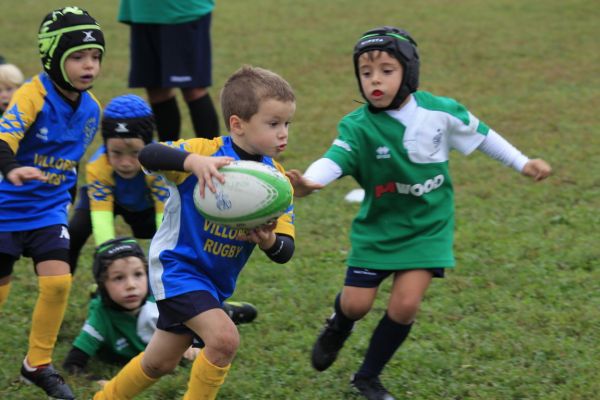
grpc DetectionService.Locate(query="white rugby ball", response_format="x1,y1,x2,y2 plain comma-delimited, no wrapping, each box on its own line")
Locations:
193,160,292,229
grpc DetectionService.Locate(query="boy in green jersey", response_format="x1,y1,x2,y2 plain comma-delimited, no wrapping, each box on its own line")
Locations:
63,237,256,376
287,26,551,400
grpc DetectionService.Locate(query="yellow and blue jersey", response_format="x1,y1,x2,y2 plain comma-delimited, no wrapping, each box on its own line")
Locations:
0,73,100,231
86,145,169,213
148,136,295,302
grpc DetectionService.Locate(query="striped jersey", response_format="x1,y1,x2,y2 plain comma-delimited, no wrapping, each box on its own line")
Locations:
325,91,489,269
0,73,100,231
86,145,169,213
147,136,295,302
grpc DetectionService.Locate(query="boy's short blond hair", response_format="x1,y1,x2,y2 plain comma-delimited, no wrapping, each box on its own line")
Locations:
0,64,25,87
220,65,295,131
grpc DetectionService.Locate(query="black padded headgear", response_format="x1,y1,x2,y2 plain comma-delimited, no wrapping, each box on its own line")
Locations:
38,6,105,92
353,26,419,113
93,237,147,311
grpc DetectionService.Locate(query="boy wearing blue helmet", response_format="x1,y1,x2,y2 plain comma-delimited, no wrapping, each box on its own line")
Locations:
68,94,167,274
0,7,104,399
287,26,551,399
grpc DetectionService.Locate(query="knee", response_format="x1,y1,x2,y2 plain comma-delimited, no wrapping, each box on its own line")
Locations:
205,328,240,360
182,87,208,101
388,298,421,324
341,300,372,320
40,275,72,298
141,356,177,378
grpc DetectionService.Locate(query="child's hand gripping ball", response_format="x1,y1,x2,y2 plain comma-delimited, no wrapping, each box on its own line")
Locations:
193,160,292,229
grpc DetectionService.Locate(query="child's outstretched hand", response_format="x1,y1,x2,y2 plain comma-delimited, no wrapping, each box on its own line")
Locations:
6,166,48,186
237,222,277,249
184,154,233,197
522,159,552,181
286,169,325,198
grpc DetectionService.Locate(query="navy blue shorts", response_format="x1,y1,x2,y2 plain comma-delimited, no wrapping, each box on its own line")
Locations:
0,225,71,278
128,13,213,88
344,266,445,288
156,290,221,335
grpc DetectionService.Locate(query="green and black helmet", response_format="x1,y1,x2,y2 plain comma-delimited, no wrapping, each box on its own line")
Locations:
353,26,419,112
38,6,105,92
93,237,147,310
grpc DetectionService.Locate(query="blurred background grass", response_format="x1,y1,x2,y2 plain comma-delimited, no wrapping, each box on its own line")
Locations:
0,0,599,399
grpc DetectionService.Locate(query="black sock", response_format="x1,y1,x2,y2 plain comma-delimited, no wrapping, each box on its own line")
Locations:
355,313,413,378
331,293,355,332
151,97,180,142
187,94,220,139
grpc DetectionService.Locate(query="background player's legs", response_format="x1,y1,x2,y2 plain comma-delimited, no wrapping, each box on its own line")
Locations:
182,87,219,139
147,88,180,142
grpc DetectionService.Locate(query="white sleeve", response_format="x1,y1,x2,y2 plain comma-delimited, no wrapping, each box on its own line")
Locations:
303,158,343,186
477,130,530,172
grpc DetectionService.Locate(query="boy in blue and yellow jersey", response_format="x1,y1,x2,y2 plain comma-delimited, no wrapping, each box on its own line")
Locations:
94,65,296,399
0,7,105,400
287,27,551,400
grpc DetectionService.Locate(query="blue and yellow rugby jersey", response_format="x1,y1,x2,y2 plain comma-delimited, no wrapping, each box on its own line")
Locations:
0,73,100,231
86,145,169,213
147,135,295,302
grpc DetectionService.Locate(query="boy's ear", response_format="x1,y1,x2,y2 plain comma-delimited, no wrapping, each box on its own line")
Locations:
229,115,245,136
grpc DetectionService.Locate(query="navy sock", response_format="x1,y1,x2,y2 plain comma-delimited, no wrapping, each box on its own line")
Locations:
331,293,355,332
151,97,180,142
356,313,413,378
187,94,219,139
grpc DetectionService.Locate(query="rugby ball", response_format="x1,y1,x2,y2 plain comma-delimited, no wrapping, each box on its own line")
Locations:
193,160,292,229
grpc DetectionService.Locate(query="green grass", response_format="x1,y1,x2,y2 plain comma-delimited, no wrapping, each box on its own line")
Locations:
1,0,599,399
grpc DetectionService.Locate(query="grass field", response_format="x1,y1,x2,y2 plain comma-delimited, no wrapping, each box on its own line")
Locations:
1,0,599,399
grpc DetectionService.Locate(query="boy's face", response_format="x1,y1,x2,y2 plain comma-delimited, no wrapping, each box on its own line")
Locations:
0,82,19,112
231,98,295,158
63,48,102,92
106,137,145,179
104,256,148,311
358,50,403,109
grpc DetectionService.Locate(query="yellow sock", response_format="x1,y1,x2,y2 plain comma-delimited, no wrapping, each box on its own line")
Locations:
27,274,72,366
183,350,231,400
94,353,158,400
0,282,10,309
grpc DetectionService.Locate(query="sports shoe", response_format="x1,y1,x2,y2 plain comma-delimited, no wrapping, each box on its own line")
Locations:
20,363,75,400
351,374,396,400
223,301,258,325
311,315,353,371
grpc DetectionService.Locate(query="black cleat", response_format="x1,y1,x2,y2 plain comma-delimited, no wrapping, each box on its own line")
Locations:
223,301,258,325
311,315,352,371
20,363,75,400
351,374,396,400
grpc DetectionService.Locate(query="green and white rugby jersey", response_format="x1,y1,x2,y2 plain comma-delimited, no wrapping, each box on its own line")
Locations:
324,91,489,270
73,297,158,362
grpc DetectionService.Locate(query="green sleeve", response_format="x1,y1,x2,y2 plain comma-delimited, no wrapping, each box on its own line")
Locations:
72,300,105,357
91,210,115,244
